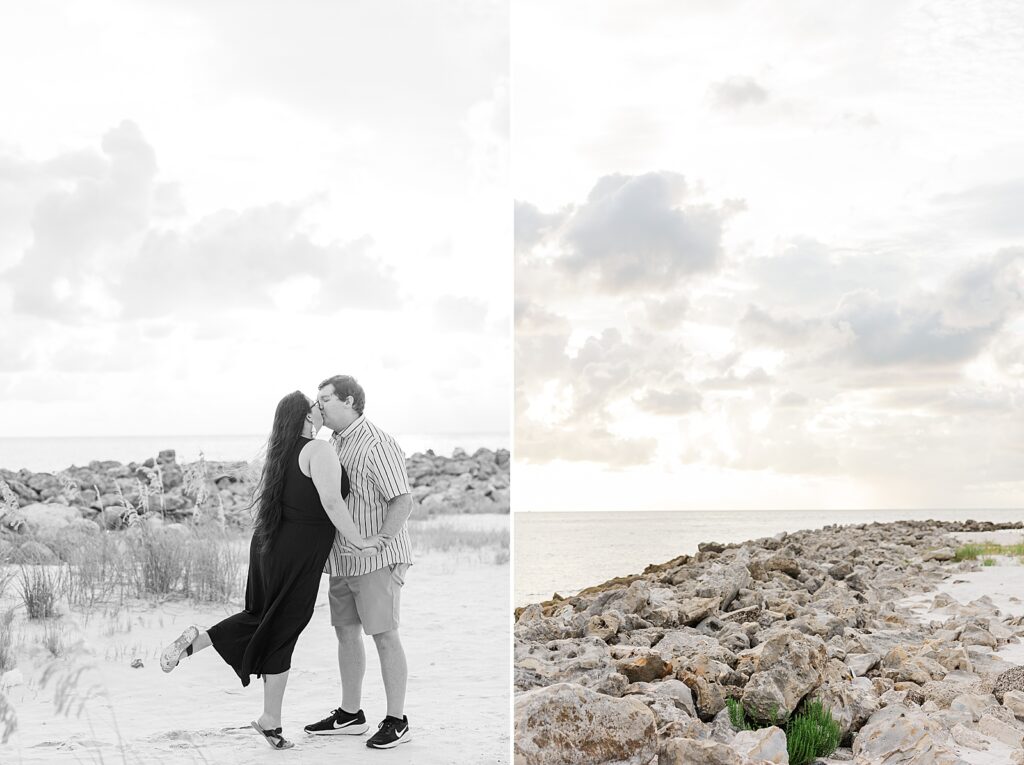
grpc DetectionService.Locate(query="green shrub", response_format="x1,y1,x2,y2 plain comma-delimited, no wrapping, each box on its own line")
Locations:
726,697,755,731
787,700,841,765
726,697,840,765
954,544,983,561
982,557,996,567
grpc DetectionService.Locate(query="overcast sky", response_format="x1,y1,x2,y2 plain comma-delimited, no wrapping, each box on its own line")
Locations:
0,0,509,441
515,0,1024,511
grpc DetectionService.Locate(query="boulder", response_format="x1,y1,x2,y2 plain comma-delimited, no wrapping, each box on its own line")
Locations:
853,705,967,765
993,666,1024,703
731,725,789,764
741,630,827,721
617,653,673,684
16,502,79,535
515,682,657,765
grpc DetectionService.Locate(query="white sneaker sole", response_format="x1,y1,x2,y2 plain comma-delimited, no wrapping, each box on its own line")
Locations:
367,730,411,749
305,723,369,736
160,625,199,673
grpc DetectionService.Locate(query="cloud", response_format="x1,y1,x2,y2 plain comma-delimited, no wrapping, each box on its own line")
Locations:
933,181,1024,239
514,200,567,255
0,123,401,322
635,381,702,415
516,322,697,466
738,249,1024,370
644,294,689,329
433,295,488,331
831,289,1000,368
707,76,769,109
561,172,731,292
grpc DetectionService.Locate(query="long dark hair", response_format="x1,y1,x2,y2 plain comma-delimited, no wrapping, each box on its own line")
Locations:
251,390,309,553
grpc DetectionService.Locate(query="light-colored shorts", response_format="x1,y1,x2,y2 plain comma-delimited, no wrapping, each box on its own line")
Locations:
328,564,409,635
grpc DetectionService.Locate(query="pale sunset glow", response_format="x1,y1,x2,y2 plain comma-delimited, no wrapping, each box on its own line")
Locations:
514,0,1024,511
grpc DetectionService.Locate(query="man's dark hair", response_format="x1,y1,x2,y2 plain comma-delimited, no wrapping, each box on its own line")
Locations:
319,375,365,415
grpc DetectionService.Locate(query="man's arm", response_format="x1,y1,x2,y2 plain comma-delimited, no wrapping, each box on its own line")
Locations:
378,492,413,541
367,440,413,543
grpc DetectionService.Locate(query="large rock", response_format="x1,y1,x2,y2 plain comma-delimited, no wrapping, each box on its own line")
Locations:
696,562,752,610
741,630,827,721
852,705,968,765
993,666,1024,703
731,726,789,764
515,682,657,765
16,502,79,535
658,737,762,765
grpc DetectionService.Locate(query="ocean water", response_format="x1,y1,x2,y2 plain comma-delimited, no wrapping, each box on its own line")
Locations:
0,432,507,472
514,508,1024,606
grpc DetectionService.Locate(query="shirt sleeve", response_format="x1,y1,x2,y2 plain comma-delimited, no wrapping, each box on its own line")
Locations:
367,440,410,501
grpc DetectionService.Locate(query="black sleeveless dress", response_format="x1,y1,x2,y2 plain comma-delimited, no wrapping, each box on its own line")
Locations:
207,436,349,686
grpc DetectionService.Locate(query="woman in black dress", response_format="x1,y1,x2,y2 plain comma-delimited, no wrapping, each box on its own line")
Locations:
159,391,378,750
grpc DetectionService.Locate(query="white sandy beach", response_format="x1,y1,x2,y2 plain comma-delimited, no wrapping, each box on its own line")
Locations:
1,548,510,764
894,530,1024,765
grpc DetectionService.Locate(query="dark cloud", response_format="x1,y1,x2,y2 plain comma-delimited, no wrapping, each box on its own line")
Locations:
708,77,769,109
831,289,999,368
560,172,733,293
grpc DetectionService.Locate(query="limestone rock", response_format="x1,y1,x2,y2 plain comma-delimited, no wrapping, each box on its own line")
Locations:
515,682,657,765
741,630,827,721
658,737,749,765
853,705,967,765
994,666,1024,703
617,653,673,684
978,712,1024,747
1004,689,1024,721
731,725,788,764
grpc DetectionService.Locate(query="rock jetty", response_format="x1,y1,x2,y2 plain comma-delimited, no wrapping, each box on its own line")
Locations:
0,445,508,541
514,518,1024,765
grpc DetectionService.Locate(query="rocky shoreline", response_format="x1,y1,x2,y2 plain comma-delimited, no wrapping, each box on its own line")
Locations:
0,446,508,554
514,518,1024,765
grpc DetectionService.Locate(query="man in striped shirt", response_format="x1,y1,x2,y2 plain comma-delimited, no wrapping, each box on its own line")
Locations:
303,375,414,750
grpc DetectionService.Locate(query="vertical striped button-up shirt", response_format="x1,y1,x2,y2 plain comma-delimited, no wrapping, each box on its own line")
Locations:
324,415,414,577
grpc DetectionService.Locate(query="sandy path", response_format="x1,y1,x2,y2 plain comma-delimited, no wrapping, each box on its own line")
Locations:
895,530,1024,765
2,550,510,764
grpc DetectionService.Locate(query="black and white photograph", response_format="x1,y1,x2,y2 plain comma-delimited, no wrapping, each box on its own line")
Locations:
0,2,510,762
513,2,1024,764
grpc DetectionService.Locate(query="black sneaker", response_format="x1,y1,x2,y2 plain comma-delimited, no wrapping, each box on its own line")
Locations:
366,715,411,749
303,707,369,735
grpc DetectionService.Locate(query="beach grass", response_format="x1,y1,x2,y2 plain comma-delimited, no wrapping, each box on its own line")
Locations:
17,565,62,619
955,542,1024,561
728,697,840,765
408,518,508,555
0,609,15,672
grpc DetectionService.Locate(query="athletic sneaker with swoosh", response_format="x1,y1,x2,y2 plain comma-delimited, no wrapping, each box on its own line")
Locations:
303,707,369,735
366,715,411,749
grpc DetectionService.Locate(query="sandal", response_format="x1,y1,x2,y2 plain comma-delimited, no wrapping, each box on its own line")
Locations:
160,625,199,673
251,720,295,750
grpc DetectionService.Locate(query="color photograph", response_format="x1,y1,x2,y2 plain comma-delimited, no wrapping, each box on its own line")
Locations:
0,2,510,762
513,2,1024,764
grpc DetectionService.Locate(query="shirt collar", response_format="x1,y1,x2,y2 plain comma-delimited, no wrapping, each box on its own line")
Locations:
336,414,366,440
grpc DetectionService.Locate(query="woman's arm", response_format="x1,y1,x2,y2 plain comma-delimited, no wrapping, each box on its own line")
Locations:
308,443,371,547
